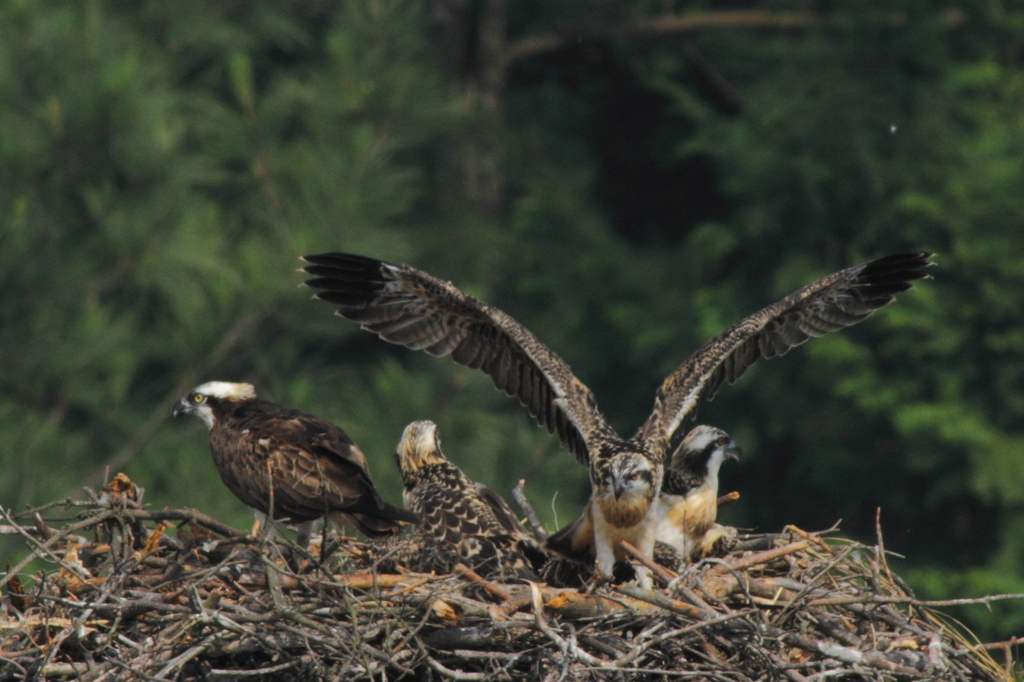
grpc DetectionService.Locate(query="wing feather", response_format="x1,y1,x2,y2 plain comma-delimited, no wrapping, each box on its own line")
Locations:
304,252,612,464
638,252,934,449
227,406,418,532
472,483,525,535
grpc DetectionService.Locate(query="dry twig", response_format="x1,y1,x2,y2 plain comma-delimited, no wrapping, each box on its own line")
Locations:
0,475,1017,682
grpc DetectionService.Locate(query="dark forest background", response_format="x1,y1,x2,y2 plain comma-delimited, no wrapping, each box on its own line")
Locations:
2,0,1023,640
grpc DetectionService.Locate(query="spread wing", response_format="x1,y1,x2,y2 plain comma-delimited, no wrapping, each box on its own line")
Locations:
638,252,934,451
303,252,613,464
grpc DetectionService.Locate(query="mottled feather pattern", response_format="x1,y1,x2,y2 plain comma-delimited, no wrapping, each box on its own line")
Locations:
396,421,542,579
639,252,933,449
407,467,537,578
303,252,602,464
364,527,462,575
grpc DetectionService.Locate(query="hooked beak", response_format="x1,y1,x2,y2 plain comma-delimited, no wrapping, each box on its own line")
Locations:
725,440,742,462
171,399,191,418
613,476,627,501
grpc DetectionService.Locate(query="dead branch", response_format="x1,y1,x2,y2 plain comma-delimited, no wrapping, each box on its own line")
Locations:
0,475,1013,682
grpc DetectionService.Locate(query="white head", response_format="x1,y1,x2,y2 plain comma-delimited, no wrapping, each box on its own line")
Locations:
172,382,257,430
191,381,257,400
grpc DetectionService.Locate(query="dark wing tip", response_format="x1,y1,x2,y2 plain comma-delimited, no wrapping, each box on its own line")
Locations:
307,286,379,309
650,251,935,440
862,251,935,275
349,506,421,538
542,517,591,562
301,252,392,286
302,253,395,309
853,251,935,302
301,251,386,267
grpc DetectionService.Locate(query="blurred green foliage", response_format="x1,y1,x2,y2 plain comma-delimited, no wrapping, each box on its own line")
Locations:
1,0,1022,643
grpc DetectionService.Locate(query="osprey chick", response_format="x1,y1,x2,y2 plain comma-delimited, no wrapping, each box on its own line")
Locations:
396,420,545,579
172,381,419,545
654,425,741,563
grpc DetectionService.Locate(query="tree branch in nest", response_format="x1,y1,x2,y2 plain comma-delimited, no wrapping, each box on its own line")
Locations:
511,480,548,541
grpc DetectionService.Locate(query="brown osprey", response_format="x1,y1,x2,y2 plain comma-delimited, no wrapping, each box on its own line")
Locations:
172,381,419,545
395,420,545,579
302,251,932,585
654,425,741,563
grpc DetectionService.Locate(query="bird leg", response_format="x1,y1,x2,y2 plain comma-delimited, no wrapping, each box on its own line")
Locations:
632,532,656,590
593,538,618,589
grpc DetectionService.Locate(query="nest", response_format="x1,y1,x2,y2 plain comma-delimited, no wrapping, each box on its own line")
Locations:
1,474,1019,681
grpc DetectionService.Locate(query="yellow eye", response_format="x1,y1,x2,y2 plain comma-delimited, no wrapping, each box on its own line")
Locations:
629,472,640,481
192,394,205,404
717,437,728,446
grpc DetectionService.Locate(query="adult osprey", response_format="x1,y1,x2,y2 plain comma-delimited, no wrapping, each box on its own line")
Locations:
302,251,932,585
395,420,545,579
172,381,419,545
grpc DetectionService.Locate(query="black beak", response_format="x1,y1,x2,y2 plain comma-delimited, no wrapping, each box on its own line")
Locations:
613,477,626,500
171,399,190,418
726,440,742,462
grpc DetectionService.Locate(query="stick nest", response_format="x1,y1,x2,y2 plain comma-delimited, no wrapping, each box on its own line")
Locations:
0,474,1016,681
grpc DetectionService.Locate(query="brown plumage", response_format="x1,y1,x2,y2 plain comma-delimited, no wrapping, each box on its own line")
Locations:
395,420,545,579
303,251,933,585
361,527,461,575
172,382,419,545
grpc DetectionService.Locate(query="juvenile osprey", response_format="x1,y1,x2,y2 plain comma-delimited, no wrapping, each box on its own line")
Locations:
543,425,741,577
302,251,932,585
172,381,419,545
395,420,545,579
654,425,741,563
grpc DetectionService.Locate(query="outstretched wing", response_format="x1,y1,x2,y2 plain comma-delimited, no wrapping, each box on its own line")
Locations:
303,252,613,464
638,252,934,450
